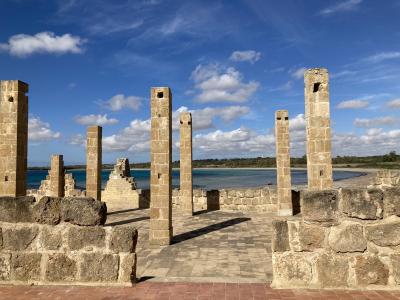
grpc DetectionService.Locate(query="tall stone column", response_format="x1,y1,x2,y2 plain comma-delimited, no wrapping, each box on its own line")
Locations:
0,80,28,197
304,68,333,190
150,87,172,246
49,154,65,197
86,126,102,200
275,110,292,216
179,112,193,216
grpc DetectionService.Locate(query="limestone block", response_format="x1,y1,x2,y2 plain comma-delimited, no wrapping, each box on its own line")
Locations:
119,253,137,283
328,221,366,253
45,254,77,282
272,219,289,252
2,226,38,251
340,188,383,220
353,255,388,286
272,253,313,287
61,197,107,226
316,253,349,288
11,253,42,281
383,187,400,217
289,221,325,252
365,217,400,247
109,226,138,253
301,190,338,224
0,196,35,223
0,253,11,280
67,226,106,250
391,254,400,284
40,226,63,250
33,196,62,225
80,253,119,282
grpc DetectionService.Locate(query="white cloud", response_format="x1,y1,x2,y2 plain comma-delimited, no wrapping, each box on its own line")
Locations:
289,114,306,132
387,99,400,109
319,0,362,16
29,116,61,142
354,116,399,128
191,64,259,103
173,105,250,130
336,99,369,109
74,114,118,126
365,52,400,63
69,134,86,146
290,67,307,80
229,50,261,64
97,94,142,111
0,32,85,57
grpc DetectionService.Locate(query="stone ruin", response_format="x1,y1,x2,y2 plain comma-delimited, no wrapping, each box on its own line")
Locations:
369,169,400,189
102,158,140,210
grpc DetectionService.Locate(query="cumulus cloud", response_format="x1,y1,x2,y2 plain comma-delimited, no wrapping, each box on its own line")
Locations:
0,32,85,57
290,67,307,80
29,116,61,142
387,99,400,109
74,114,118,126
97,94,142,111
354,116,399,128
69,134,86,146
336,99,369,109
229,50,261,64
365,52,400,63
319,0,362,16
191,64,259,103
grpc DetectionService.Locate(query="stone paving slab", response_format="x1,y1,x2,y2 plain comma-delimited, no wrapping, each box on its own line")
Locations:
106,208,273,282
1,283,400,300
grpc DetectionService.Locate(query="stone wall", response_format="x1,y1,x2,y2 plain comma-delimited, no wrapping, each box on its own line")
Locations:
272,187,400,290
0,196,137,286
369,169,400,189
170,187,281,213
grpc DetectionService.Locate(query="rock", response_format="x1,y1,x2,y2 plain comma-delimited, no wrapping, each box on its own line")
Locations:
0,254,11,281
0,196,35,223
45,254,77,282
365,218,400,247
301,190,338,224
383,187,400,217
33,196,62,225
272,253,312,287
40,226,63,250
328,221,366,253
11,253,42,281
67,226,106,250
272,219,289,252
391,254,400,284
119,253,137,282
80,253,119,282
316,254,349,288
289,222,325,252
61,197,107,226
109,226,138,253
2,226,38,251
340,188,383,220
354,255,388,285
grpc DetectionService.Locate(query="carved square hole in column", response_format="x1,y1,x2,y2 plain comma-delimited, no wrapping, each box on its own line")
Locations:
277,117,281,120
4,176,8,182
180,120,183,124
285,117,288,120
158,173,161,179
8,96,14,102
313,82,321,93
320,170,324,177
188,121,191,125
157,91,164,98
158,113,161,118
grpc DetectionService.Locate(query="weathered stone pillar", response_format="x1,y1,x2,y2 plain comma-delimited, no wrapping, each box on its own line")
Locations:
86,126,102,200
179,112,193,216
49,154,65,197
0,80,28,197
275,110,292,216
150,87,172,246
304,68,333,190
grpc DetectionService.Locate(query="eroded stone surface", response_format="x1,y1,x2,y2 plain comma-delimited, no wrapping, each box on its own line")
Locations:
340,188,383,220
119,253,136,283
0,196,35,223
0,253,11,280
80,253,119,282
289,222,325,252
67,226,106,250
383,187,400,217
45,254,77,282
61,197,107,226
2,226,38,251
301,190,338,224
109,226,138,253
316,253,349,288
365,218,400,247
272,253,312,287
33,197,62,225
328,221,366,253
11,253,41,281
272,219,289,252
354,255,388,286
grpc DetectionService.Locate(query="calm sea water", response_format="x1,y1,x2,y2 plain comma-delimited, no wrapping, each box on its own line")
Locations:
27,168,364,190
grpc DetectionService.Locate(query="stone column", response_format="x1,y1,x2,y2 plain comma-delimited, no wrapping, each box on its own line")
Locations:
150,87,172,246
179,112,193,216
86,126,102,200
304,68,333,190
49,154,65,197
275,110,292,216
0,80,29,197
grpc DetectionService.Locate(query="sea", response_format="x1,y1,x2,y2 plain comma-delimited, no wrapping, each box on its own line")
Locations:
27,168,364,190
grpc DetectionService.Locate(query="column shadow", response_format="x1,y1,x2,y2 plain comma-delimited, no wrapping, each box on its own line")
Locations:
172,217,251,244
107,208,143,215
105,216,149,226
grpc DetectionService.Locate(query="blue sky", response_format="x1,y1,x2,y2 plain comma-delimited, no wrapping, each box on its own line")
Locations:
1,0,400,166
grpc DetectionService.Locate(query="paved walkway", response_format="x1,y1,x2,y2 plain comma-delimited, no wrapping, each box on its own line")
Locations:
106,208,273,282
1,282,400,299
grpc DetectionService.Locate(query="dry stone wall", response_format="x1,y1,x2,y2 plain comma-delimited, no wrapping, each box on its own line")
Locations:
0,196,137,286
369,169,400,189
272,187,400,290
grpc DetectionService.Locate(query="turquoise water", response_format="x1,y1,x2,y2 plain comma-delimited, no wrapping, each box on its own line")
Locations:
27,169,364,190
